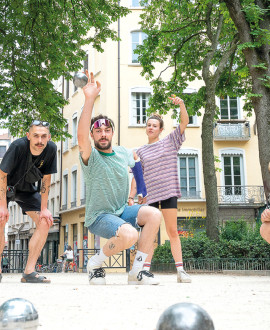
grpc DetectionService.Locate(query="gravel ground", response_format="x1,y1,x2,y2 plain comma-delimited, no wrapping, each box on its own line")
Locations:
0,272,269,330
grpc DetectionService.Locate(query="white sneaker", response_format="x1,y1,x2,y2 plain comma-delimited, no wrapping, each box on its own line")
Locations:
177,269,191,283
88,267,106,285
128,270,159,285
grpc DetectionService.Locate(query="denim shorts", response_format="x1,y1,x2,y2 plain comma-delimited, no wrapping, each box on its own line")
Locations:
88,204,144,239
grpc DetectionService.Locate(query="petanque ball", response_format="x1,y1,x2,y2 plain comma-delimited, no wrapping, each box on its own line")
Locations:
73,72,88,88
0,298,39,329
156,302,215,330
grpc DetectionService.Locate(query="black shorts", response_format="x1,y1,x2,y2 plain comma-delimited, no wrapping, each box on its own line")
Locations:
149,196,178,210
7,191,41,215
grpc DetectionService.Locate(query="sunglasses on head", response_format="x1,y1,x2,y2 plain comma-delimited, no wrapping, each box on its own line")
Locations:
90,119,114,132
30,120,50,127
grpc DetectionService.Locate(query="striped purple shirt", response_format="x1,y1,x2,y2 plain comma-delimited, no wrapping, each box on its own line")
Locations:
136,125,185,205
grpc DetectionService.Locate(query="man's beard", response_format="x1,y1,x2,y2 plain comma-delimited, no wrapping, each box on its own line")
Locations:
94,139,112,150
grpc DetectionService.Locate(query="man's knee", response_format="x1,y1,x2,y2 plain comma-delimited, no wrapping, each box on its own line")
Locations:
117,224,138,247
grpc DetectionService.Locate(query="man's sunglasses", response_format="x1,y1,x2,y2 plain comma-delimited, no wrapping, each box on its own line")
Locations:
30,120,50,127
90,119,114,132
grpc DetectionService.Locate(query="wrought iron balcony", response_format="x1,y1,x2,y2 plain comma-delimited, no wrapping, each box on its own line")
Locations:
213,120,251,141
180,191,202,199
217,185,265,205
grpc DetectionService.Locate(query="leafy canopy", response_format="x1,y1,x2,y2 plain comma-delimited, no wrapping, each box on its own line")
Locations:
0,0,130,140
136,0,251,118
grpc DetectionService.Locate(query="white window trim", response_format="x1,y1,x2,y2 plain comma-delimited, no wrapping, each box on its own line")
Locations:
129,86,152,127
129,0,145,8
217,96,243,120
178,148,202,199
62,169,69,206
63,122,69,152
130,30,147,65
80,172,86,200
71,168,77,203
219,148,247,186
72,113,78,147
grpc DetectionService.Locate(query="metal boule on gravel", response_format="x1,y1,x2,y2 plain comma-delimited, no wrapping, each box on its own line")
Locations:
0,298,39,329
73,72,88,88
156,302,215,330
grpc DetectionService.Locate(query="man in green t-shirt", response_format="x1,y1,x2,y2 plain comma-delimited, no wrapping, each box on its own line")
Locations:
78,71,161,285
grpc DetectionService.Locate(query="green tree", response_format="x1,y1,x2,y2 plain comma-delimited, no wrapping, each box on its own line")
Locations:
0,0,130,139
223,0,270,204
136,0,250,240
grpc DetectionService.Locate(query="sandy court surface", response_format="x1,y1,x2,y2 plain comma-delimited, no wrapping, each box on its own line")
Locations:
0,272,269,330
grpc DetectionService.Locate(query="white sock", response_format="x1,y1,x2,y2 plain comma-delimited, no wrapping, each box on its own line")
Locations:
175,262,184,271
88,248,107,269
143,262,151,271
130,251,148,275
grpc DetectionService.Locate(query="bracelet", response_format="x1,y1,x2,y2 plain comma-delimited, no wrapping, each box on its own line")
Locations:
128,197,134,200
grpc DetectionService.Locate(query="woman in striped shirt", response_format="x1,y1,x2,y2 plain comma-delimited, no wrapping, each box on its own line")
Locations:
129,95,191,283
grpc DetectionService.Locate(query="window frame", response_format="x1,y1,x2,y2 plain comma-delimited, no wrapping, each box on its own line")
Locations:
178,149,201,200
217,95,242,120
129,86,152,127
130,31,147,65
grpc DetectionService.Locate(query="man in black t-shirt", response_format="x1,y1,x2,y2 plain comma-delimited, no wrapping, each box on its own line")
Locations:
0,120,57,283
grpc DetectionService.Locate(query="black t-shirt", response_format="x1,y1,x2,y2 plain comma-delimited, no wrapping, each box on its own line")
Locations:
0,136,57,193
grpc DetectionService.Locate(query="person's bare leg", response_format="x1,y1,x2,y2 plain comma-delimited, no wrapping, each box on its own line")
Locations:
162,208,183,261
103,224,138,256
137,206,161,253
24,211,51,274
0,223,6,274
143,209,181,264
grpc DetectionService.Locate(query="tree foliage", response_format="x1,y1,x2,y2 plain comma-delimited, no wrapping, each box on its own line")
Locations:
0,0,130,140
136,0,252,240
223,0,270,202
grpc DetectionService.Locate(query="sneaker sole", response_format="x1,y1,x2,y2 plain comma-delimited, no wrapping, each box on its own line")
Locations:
128,281,159,285
177,278,192,283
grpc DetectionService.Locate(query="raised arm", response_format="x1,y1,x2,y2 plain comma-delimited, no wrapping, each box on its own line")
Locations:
169,95,189,134
77,71,101,165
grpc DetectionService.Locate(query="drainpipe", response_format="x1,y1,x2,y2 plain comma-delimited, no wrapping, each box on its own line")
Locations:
117,1,121,145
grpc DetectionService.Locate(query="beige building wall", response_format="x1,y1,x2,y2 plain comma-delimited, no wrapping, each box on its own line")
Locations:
60,1,264,268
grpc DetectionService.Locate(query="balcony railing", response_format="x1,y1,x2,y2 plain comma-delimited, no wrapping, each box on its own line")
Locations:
213,120,251,141
217,185,265,205
180,191,202,199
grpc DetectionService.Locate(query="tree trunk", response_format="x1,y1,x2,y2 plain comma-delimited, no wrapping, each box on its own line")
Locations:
202,78,220,241
224,0,270,202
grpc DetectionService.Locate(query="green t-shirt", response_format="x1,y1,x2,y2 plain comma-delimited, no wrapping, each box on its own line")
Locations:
80,146,135,227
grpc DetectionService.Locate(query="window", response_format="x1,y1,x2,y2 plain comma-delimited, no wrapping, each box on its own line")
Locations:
65,79,69,100
51,198,55,217
178,150,200,199
222,155,243,195
63,174,68,209
0,146,6,158
130,88,151,126
63,123,69,151
81,173,86,205
72,114,78,146
131,31,147,63
219,96,240,120
131,0,142,6
71,170,77,207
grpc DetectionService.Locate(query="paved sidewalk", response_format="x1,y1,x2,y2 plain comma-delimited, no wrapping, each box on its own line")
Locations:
0,272,269,330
